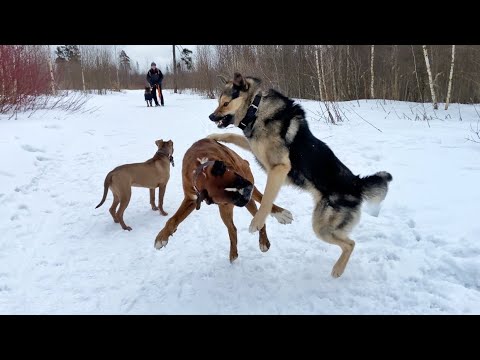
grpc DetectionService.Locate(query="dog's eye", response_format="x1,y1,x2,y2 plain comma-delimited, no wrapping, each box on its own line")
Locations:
223,102,229,107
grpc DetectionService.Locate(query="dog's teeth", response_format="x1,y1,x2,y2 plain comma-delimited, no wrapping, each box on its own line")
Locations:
224,188,238,192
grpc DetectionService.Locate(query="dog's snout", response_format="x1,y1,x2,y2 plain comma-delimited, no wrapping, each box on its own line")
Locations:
209,113,216,121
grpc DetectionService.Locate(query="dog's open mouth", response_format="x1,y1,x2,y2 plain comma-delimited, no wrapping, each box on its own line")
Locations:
214,114,233,128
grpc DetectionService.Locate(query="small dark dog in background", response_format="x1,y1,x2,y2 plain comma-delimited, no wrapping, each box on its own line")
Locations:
144,86,153,107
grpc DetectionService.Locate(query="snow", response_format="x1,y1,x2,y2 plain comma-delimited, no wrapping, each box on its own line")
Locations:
1,90,479,314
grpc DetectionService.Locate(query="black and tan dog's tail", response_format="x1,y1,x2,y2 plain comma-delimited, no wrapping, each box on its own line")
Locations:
360,171,393,204
95,171,114,209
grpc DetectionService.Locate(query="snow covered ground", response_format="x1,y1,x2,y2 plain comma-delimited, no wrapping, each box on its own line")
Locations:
0,90,479,314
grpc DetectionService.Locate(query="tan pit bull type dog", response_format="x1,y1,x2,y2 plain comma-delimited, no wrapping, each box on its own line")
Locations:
95,139,174,231
154,138,293,262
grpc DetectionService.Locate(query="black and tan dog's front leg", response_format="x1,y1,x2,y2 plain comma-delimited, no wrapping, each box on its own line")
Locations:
250,162,291,233
252,186,293,225
206,133,251,152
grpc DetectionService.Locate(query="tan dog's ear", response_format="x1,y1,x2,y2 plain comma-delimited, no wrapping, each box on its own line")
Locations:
155,140,163,147
217,75,228,85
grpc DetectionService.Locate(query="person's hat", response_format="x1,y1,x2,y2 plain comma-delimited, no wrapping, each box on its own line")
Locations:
151,62,156,66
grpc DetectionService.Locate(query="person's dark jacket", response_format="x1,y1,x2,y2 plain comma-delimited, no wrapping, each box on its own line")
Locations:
147,68,164,87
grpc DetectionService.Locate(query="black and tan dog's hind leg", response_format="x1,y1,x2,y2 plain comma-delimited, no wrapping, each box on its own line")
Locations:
312,199,359,278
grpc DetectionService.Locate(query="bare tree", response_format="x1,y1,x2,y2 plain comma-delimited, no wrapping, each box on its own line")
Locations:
79,45,86,92
422,45,438,109
314,45,324,100
319,46,328,101
445,45,455,110
172,45,178,93
114,45,119,90
346,45,351,98
370,45,375,98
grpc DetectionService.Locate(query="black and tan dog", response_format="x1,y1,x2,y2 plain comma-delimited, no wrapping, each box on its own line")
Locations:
96,140,174,231
144,86,153,107
207,73,393,278
154,138,293,262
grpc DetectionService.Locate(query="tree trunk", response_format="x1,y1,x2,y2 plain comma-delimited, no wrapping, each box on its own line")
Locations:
422,45,438,110
0,46,5,97
319,46,328,101
346,45,351,99
79,46,86,92
173,45,178,93
392,45,399,100
13,45,17,97
331,49,337,101
370,45,375,99
114,45,119,90
47,46,56,95
314,45,324,100
445,45,455,110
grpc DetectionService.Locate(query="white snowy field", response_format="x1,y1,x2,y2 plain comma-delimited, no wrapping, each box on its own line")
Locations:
0,90,479,314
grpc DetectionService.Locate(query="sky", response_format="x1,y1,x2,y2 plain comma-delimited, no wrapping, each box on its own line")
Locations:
51,45,196,72
120,45,196,71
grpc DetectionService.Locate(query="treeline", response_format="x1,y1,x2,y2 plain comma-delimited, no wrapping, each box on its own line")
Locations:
163,45,480,105
0,45,148,114
0,45,53,113
2,45,480,116
53,45,146,93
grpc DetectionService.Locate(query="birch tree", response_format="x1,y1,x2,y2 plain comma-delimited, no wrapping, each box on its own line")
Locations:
422,45,438,109
79,45,86,92
114,45,119,90
370,45,375,98
445,45,455,110
319,46,328,101
314,45,324,100
346,45,351,98
173,45,177,93
47,46,56,95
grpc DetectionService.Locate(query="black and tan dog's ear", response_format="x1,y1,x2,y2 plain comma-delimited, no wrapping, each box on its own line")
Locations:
211,160,227,176
155,139,164,147
196,190,208,210
217,75,228,85
233,72,244,87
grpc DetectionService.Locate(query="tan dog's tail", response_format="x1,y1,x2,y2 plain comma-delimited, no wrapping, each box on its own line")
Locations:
95,171,114,209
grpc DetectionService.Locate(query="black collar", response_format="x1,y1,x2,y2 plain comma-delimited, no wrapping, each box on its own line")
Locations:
238,94,261,131
156,149,175,167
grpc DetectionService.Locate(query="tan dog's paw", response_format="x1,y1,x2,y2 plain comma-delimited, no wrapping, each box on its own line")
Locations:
151,205,159,211
249,213,267,233
271,209,293,224
160,210,168,216
122,226,132,231
331,263,346,278
154,231,169,249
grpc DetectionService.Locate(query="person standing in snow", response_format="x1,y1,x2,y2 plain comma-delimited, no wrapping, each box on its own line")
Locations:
146,62,164,106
